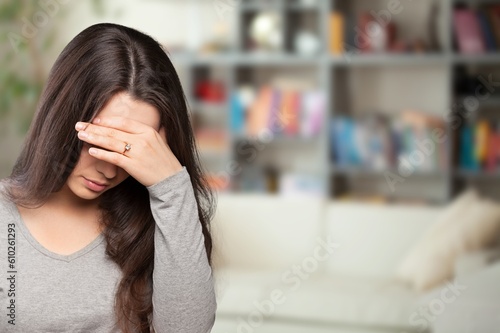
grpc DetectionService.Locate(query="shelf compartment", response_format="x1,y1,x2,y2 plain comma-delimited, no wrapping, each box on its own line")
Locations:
240,0,284,11
331,166,448,178
453,53,500,64
455,169,500,179
331,53,449,66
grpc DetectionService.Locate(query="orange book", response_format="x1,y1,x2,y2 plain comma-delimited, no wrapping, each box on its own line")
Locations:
290,92,301,136
247,86,272,137
329,12,344,55
486,133,500,172
475,120,490,164
280,90,299,136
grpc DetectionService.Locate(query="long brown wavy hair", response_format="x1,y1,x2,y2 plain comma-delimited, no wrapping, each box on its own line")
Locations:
2,23,216,333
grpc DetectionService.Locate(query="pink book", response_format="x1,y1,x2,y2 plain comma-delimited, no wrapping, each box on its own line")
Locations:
453,9,486,54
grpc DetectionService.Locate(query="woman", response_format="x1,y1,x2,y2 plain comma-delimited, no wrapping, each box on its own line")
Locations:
0,23,217,333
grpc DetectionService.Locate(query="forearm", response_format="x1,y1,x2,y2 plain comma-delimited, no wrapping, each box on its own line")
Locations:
147,167,216,332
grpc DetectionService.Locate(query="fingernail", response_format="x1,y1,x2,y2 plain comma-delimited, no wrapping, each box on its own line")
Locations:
75,122,85,130
93,118,101,124
78,131,88,139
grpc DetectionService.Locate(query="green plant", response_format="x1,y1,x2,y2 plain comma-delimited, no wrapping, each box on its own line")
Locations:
0,0,104,134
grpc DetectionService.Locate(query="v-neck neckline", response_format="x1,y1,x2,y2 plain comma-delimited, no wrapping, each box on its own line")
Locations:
8,199,106,263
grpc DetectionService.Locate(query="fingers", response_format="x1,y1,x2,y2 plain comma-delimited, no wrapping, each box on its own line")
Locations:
76,117,134,153
75,116,162,165
88,146,128,166
77,130,128,154
92,116,150,134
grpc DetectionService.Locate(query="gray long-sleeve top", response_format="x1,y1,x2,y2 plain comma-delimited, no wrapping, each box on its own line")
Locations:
0,166,217,332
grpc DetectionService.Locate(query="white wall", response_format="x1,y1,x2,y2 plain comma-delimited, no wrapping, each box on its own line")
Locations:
57,0,235,52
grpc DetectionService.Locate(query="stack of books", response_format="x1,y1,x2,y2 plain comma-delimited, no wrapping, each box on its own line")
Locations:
453,5,500,54
230,86,325,139
330,111,448,172
460,120,500,172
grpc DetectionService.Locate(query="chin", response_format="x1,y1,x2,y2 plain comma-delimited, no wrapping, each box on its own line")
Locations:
73,187,104,200
66,179,105,201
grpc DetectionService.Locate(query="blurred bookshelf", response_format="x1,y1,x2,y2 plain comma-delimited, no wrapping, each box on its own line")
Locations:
168,0,500,205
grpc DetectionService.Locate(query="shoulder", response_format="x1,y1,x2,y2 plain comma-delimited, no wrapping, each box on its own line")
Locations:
0,180,8,202
0,179,10,203
0,180,15,217
0,181,16,245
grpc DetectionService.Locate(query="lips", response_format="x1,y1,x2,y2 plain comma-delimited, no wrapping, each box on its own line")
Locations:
86,179,109,186
83,177,110,192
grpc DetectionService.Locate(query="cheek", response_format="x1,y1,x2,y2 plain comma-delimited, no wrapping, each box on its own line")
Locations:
69,146,98,178
66,151,91,182
116,169,130,183
77,149,98,169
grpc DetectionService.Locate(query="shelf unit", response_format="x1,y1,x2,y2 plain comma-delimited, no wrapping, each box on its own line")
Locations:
170,0,500,205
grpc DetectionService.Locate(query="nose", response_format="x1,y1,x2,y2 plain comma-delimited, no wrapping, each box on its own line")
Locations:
95,159,118,180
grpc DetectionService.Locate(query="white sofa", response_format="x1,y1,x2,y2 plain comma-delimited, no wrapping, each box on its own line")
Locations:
210,194,448,333
210,194,500,333
418,250,500,333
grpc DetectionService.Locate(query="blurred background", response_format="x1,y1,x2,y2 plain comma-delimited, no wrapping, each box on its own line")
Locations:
1,0,500,332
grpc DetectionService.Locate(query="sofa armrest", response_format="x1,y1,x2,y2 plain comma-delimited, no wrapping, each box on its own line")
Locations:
454,247,500,278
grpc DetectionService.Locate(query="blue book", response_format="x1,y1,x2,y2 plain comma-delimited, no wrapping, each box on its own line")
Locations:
478,10,497,51
460,125,479,171
229,92,244,134
331,118,345,165
345,118,362,166
332,117,350,166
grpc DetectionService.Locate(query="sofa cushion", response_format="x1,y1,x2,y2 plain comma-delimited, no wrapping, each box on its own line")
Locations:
324,201,441,279
214,268,285,315
395,190,500,292
214,268,424,332
212,194,324,271
272,273,420,330
418,261,500,333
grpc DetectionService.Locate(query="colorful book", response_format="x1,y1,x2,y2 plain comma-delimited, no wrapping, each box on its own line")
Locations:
329,12,344,55
229,92,244,134
460,124,479,171
247,86,272,137
486,132,500,172
267,89,282,135
478,9,497,51
475,120,491,165
453,8,486,54
301,91,325,138
487,5,500,48
280,90,300,136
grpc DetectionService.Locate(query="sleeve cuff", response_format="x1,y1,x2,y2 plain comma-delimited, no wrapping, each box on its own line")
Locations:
146,166,190,196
